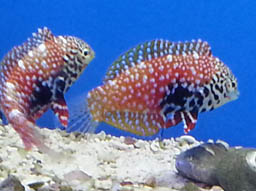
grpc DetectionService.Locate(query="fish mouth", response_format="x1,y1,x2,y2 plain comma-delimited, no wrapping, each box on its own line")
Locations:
91,48,95,58
226,90,240,100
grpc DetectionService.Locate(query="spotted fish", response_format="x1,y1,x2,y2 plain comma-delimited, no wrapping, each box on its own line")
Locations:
66,39,238,136
0,27,94,150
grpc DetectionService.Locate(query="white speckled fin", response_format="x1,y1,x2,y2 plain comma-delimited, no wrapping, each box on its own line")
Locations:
101,111,162,136
29,27,54,48
103,39,212,83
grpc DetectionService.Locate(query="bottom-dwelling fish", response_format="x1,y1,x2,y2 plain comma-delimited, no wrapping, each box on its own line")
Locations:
0,27,94,151
176,142,256,191
66,39,239,137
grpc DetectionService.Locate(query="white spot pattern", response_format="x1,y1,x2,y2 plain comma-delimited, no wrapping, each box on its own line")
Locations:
86,39,238,137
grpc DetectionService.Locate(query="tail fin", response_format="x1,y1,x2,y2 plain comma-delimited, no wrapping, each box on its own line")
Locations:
7,111,50,152
12,118,67,158
58,94,99,134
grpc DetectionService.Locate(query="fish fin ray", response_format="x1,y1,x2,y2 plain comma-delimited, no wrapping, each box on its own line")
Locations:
59,94,99,134
29,27,54,47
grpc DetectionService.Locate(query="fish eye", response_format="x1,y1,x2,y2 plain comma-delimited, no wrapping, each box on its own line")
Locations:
83,49,89,56
231,82,236,88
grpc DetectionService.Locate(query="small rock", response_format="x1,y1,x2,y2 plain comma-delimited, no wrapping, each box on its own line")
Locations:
59,185,73,191
94,179,112,190
0,175,25,191
63,170,91,182
110,141,132,150
28,181,44,190
145,176,157,187
123,137,136,145
120,185,134,191
176,135,197,145
97,131,107,140
152,187,171,191
211,186,224,191
207,139,214,143
150,141,160,152
216,140,229,149
180,182,200,191
98,150,118,163
134,140,146,148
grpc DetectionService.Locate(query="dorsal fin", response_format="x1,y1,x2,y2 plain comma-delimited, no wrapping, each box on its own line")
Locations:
1,27,54,72
103,39,212,83
28,27,54,48
172,39,212,57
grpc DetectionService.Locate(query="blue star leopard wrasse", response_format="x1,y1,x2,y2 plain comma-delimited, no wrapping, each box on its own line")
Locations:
0,27,94,151
67,39,239,137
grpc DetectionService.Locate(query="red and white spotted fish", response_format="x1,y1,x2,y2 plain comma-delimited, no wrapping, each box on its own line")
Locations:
66,39,239,137
0,27,94,151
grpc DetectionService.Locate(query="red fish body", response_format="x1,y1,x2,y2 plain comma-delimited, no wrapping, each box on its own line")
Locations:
68,40,239,137
0,27,94,150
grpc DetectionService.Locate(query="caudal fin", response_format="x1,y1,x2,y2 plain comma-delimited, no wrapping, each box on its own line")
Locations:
8,112,49,151
60,95,99,134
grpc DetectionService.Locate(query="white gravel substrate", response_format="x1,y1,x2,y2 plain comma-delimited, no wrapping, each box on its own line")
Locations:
0,124,223,191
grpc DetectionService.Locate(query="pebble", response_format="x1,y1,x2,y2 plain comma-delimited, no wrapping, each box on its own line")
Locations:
216,140,229,149
110,141,133,150
63,170,92,182
134,140,146,148
27,181,44,190
150,141,160,152
97,150,118,163
123,136,136,145
176,135,197,145
94,179,112,190
153,187,173,191
0,175,24,191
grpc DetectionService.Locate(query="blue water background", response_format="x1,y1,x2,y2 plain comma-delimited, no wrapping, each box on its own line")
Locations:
0,0,255,147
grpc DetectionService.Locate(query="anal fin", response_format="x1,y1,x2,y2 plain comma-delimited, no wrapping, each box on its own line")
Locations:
51,97,69,127
102,111,164,136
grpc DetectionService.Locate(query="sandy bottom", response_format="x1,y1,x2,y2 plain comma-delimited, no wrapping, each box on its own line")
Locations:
0,124,223,191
